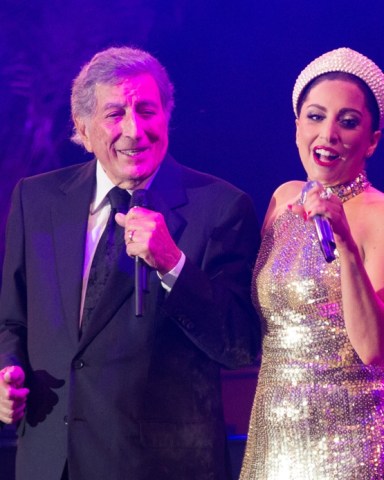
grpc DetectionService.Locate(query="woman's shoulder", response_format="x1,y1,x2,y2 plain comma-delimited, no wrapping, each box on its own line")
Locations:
272,180,305,204
262,180,305,234
346,185,384,248
366,186,384,204
346,186,384,217
347,187,384,287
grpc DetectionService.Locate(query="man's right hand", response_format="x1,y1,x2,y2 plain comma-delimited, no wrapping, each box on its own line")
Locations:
0,366,29,424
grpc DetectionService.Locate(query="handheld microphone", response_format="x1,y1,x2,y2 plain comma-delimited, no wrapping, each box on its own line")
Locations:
129,189,151,316
301,181,336,263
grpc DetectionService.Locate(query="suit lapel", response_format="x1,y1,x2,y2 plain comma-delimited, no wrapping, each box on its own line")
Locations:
51,161,95,344
55,155,188,349
78,247,135,350
149,155,188,242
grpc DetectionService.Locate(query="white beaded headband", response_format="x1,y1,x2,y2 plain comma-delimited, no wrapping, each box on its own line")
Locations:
292,47,384,129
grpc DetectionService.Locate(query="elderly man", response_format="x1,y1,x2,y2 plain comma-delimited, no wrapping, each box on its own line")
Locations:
0,46,260,480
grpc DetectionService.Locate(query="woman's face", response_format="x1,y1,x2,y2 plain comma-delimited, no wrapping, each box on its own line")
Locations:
295,79,381,186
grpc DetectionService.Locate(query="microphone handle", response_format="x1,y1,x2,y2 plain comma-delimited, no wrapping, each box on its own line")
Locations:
135,257,145,317
130,189,151,317
313,215,336,263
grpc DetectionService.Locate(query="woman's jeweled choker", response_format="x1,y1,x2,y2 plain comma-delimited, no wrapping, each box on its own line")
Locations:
325,171,371,203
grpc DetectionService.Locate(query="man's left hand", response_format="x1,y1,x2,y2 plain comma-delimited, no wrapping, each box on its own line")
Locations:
116,207,182,275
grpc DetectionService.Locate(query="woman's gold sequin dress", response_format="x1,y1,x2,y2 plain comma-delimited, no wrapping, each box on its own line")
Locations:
240,209,384,480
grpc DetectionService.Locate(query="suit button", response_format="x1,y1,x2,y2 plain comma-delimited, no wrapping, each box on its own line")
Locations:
63,415,68,425
73,359,85,369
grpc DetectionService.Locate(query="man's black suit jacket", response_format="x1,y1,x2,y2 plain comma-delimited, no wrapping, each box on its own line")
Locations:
0,155,260,480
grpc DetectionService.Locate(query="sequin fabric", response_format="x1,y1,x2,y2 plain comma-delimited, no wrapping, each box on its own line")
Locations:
240,209,384,480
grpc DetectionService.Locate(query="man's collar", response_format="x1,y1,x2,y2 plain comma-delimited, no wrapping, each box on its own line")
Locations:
91,160,161,214
91,162,117,214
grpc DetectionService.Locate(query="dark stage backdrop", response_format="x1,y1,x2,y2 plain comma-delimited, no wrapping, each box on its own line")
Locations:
1,0,384,470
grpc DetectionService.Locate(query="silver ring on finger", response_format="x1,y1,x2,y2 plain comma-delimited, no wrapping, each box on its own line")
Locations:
320,189,332,200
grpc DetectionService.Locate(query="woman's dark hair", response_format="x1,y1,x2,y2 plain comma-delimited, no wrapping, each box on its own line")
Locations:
296,72,380,131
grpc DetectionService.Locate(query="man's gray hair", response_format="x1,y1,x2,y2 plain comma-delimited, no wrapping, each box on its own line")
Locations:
71,46,175,145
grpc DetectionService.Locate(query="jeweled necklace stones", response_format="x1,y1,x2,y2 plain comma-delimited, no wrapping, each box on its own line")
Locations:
325,171,371,203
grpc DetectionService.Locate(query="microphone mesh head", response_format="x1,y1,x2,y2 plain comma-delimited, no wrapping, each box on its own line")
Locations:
130,189,151,209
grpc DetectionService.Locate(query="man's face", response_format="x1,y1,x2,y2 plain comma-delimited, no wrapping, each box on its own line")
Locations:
76,73,169,189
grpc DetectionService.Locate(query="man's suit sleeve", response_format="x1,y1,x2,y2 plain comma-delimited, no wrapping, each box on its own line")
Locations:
162,190,261,369
0,180,28,371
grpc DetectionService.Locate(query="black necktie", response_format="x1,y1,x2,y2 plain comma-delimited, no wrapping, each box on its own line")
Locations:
81,186,131,334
